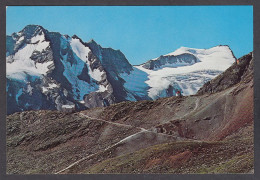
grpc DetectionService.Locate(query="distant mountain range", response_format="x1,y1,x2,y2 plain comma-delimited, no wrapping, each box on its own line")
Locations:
6,25,236,114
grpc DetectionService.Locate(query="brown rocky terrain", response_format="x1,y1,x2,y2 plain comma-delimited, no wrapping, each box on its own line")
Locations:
6,53,254,174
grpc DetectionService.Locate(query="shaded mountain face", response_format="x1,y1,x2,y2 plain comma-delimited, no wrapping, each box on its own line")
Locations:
6,52,253,174
6,25,236,115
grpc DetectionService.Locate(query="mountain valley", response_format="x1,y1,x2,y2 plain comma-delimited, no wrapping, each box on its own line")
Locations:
6,50,254,174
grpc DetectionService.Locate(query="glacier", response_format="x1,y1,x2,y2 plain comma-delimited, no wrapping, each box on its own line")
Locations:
135,46,236,99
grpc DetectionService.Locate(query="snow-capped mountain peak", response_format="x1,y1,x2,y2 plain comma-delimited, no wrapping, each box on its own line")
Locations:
6,25,236,114
6,25,136,114
19,25,46,38
6,25,53,81
166,45,232,56
136,45,236,99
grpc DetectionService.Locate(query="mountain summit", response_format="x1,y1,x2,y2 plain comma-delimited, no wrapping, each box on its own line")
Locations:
6,25,236,114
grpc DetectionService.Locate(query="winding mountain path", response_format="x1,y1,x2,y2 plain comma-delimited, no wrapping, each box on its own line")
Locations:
55,113,179,174
79,113,139,130
55,96,203,174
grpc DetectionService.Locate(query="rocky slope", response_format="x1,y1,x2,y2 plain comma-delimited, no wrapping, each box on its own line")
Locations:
7,52,253,174
6,25,236,114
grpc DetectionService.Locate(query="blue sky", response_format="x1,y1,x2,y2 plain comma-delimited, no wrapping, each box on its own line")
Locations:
6,6,253,65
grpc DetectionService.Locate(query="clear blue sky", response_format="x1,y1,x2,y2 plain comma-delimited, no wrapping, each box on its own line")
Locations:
6,6,253,65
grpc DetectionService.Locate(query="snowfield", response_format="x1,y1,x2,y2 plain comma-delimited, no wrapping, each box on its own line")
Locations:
135,46,235,99
6,32,51,80
70,37,105,82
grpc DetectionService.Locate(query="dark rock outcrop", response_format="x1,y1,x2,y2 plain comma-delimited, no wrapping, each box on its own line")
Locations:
141,53,198,70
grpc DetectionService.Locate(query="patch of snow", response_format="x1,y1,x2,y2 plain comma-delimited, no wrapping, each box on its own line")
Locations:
79,100,85,104
42,87,48,93
41,83,58,93
6,35,51,78
153,46,235,74
70,37,104,82
35,61,53,74
17,36,24,44
48,83,58,89
35,41,49,52
31,34,44,43
7,58,52,77
31,34,50,52
91,69,104,82
165,46,194,56
62,104,75,109
70,38,90,63
26,84,33,95
97,85,108,92
6,71,42,81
